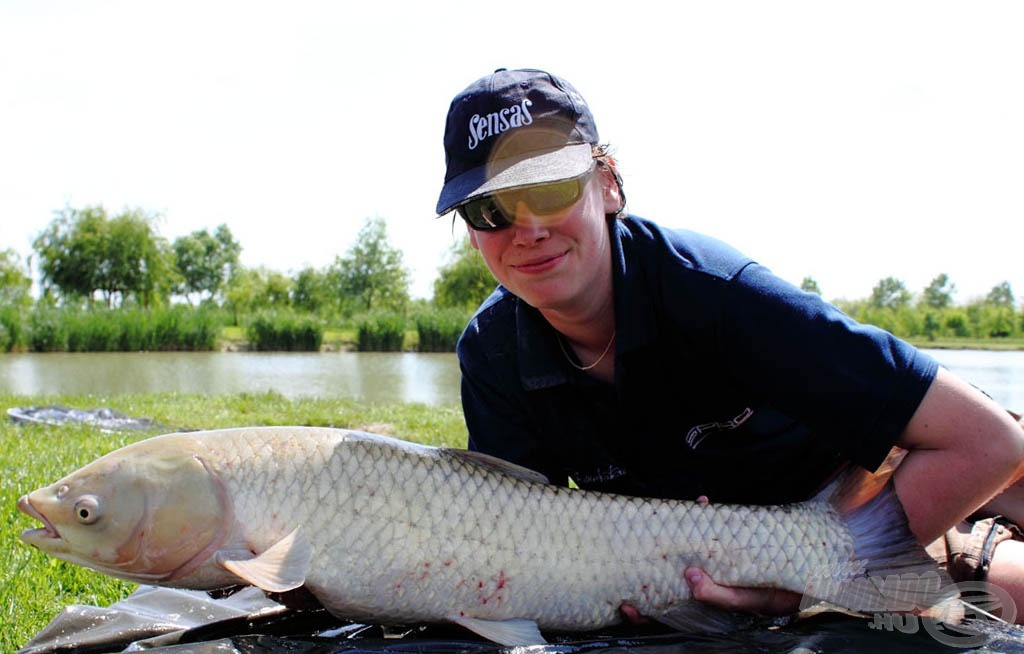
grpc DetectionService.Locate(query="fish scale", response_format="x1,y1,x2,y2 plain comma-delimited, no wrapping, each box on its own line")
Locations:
220,430,631,625
19,425,959,646
288,431,810,625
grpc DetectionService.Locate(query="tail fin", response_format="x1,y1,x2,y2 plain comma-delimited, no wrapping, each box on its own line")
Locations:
820,447,906,515
801,473,963,622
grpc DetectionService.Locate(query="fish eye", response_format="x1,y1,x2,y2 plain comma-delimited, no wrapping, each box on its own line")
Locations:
74,496,102,524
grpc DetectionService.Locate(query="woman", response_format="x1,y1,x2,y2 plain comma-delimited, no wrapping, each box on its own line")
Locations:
435,68,1024,619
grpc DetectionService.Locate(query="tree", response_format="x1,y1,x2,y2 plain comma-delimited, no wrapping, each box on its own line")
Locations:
921,273,956,310
944,311,971,338
799,276,821,296
292,266,335,314
331,217,410,313
869,276,911,310
223,265,293,323
986,281,1015,308
264,269,292,307
106,210,173,308
0,249,32,308
33,205,171,307
433,235,496,309
34,205,104,300
172,224,241,305
979,282,1017,338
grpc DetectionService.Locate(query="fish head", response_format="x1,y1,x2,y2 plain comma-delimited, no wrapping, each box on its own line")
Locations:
18,434,232,586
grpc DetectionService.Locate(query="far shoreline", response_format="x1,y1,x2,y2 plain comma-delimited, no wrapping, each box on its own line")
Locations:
909,338,1024,352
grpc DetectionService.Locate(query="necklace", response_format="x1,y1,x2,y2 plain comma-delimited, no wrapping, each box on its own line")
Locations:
557,329,616,371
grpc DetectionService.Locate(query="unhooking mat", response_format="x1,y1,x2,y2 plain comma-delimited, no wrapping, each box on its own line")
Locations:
18,584,1024,654
7,405,158,431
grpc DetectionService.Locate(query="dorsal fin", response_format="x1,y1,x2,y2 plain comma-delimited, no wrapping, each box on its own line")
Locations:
441,449,550,484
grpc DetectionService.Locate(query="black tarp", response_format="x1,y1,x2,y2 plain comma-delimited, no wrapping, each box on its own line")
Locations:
18,585,1024,654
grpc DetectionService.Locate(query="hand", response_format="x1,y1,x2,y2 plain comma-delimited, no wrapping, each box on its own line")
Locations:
618,495,802,622
684,567,802,615
619,602,651,625
977,477,1024,525
619,568,802,625
689,495,801,614
619,495,801,623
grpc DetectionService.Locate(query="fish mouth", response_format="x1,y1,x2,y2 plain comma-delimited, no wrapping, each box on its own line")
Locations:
17,495,63,546
17,494,165,582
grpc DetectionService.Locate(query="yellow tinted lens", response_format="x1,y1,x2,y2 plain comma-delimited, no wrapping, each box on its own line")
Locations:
520,178,583,214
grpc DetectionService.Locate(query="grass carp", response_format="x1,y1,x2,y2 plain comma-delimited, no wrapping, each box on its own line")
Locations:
17,426,958,645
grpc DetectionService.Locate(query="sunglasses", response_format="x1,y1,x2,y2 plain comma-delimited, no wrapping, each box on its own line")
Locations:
456,167,594,231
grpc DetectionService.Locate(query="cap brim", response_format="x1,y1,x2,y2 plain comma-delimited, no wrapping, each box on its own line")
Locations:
435,143,593,216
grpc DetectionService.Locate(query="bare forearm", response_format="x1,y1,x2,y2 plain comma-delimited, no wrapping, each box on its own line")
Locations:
894,368,1024,544
976,413,1024,524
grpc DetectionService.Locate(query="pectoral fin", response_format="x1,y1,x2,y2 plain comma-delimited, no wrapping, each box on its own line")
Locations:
448,615,547,646
216,528,311,592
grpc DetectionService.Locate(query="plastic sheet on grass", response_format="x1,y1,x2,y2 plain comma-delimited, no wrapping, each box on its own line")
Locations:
18,584,1024,654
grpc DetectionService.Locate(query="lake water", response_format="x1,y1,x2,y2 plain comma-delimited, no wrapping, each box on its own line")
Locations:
0,351,464,406
924,348,1024,412
0,348,1021,411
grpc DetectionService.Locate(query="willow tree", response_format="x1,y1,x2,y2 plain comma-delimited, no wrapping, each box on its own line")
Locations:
331,216,410,313
33,205,171,307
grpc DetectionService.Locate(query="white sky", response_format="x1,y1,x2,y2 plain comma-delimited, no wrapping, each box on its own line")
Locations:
2,1,1022,303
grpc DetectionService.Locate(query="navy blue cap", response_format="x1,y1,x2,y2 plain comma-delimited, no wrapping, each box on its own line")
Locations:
436,68,600,216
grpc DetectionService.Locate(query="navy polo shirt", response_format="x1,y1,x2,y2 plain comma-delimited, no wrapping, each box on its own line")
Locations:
458,215,938,505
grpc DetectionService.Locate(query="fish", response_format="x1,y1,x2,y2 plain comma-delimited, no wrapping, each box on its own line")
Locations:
17,426,961,646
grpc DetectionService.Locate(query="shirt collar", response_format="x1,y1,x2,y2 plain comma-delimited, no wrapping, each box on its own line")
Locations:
514,216,660,390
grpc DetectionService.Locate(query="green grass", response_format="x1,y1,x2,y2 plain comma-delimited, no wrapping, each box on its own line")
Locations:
0,392,466,652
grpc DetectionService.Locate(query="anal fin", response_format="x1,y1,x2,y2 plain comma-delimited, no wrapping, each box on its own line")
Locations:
448,614,547,646
656,600,762,634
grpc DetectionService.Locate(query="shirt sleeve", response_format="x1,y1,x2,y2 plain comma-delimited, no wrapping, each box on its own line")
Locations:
712,262,939,471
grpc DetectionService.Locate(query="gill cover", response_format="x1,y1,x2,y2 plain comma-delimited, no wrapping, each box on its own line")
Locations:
21,434,231,583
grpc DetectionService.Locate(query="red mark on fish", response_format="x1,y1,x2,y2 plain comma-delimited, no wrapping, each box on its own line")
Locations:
477,570,508,605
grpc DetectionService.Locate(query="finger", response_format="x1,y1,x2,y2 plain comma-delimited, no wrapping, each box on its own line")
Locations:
619,602,652,625
685,567,801,615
